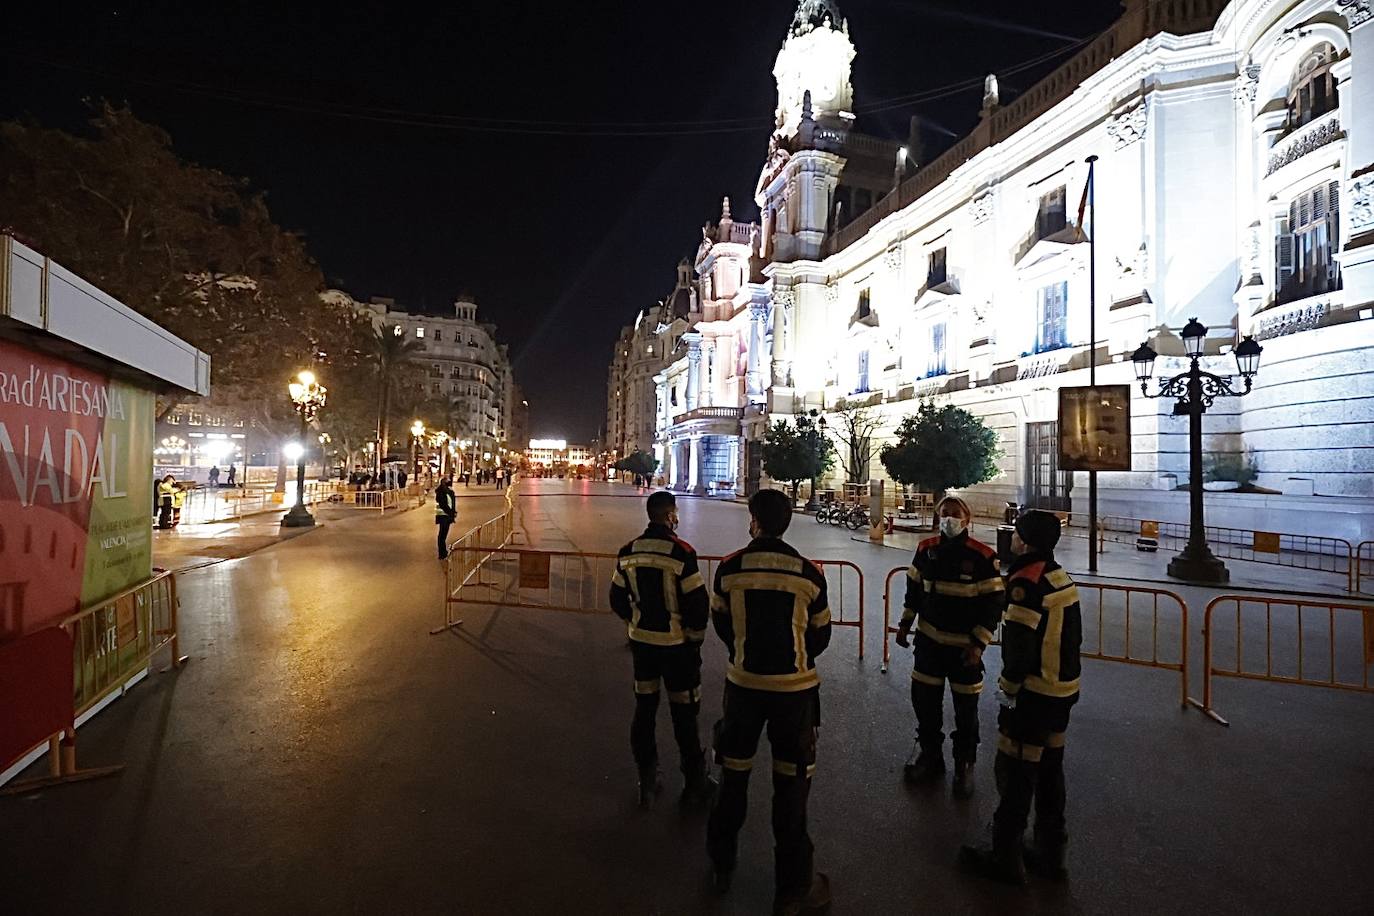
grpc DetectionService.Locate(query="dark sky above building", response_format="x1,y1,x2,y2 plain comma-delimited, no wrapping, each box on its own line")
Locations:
1,0,1121,440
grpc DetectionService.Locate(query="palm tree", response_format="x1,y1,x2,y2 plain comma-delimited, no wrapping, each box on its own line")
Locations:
372,324,425,472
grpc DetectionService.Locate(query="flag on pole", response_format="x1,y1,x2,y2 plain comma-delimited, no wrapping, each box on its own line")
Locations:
1075,166,1092,242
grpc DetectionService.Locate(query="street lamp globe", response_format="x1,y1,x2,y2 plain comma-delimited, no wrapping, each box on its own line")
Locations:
411,420,425,438
283,442,305,462
1180,318,1207,358
1234,335,1263,379
1130,341,1158,381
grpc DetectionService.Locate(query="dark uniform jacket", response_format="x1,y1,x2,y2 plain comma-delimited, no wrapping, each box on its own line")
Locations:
900,532,1005,648
999,551,1082,702
711,537,831,692
434,484,456,520
609,523,708,646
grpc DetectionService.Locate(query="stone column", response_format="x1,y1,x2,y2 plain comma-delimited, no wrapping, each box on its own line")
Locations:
689,435,705,495
1334,10,1374,308
747,303,768,400
684,333,702,411
698,337,714,409
771,289,793,385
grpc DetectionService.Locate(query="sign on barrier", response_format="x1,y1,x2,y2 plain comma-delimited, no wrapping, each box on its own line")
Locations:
1192,594,1374,726
880,565,1192,707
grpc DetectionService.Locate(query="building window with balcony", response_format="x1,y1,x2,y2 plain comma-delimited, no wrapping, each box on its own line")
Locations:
1036,282,1068,353
1287,43,1338,132
857,288,871,320
927,248,947,288
927,322,947,377
1276,181,1341,305
1035,187,1067,241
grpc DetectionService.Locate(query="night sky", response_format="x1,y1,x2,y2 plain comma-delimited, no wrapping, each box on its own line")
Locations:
1,1,1120,440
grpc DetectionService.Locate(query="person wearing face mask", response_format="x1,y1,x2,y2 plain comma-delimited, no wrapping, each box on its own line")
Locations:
707,488,832,915
609,490,714,810
960,508,1080,885
895,495,1005,798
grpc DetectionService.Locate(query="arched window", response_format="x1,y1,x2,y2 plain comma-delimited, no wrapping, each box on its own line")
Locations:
1287,43,1338,131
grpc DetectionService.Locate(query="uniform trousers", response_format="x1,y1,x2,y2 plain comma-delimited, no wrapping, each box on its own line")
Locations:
909,632,984,761
629,641,704,775
993,692,1075,848
707,682,820,898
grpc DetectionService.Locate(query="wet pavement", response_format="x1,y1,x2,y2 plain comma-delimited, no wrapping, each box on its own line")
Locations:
3,479,1371,915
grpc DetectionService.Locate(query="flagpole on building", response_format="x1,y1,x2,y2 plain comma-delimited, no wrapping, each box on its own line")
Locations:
1086,154,1099,573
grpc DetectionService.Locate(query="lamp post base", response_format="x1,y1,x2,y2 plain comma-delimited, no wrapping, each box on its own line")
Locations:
1167,549,1229,584
280,504,316,528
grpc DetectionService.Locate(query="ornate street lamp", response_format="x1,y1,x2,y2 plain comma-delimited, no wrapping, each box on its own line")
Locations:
1131,321,1263,583
410,420,425,480
283,370,327,528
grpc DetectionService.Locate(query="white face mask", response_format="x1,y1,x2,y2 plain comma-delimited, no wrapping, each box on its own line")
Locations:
939,516,967,539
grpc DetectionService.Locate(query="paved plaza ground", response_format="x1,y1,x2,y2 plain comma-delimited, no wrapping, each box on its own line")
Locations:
3,479,1372,914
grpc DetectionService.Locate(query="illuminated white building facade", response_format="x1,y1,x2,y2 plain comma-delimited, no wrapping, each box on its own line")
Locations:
623,0,1374,541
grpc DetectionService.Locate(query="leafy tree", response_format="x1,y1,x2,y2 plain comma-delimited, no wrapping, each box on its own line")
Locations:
829,402,882,484
879,401,1001,524
613,450,658,479
371,324,426,464
0,102,372,454
762,413,835,505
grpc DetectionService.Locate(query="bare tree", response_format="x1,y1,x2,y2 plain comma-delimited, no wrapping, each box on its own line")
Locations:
829,402,882,485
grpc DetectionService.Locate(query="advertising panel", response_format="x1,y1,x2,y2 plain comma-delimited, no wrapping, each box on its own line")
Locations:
1057,384,1132,473
0,338,153,641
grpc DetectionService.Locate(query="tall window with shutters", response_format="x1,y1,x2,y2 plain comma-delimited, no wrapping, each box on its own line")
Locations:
1276,181,1341,305
1287,43,1339,133
856,350,870,393
927,322,947,378
1036,282,1068,353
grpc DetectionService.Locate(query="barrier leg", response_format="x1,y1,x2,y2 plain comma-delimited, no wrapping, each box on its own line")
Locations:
1184,613,1228,726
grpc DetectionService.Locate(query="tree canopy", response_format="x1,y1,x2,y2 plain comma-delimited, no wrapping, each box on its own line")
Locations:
879,401,1001,497
0,102,372,437
762,414,835,494
613,451,658,478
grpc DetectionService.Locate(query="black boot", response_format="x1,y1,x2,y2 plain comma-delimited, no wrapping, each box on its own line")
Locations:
959,837,1026,886
952,759,975,799
1023,837,1069,881
773,871,831,916
680,760,718,809
903,740,946,784
637,765,661,809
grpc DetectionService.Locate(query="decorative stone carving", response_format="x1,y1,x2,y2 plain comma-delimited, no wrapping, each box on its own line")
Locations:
1106,100,1148,149
1273,26,1311,58
749,302,771,323
1350,168,1374,235
884,245,903,270
1337,0,1372,28
968,193,993,225
772,288,795,309
1256,300,1329,340
1266,117,1341,176
824,283,840,303
1234,60,1261,104
969,299,990,326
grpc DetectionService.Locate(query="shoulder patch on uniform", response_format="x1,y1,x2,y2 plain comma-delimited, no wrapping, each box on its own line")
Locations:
1009,584,1028,602
1009,561,1047,583
966,538,997,560
809,559,825,575
670,535,697,554
917,536,941,551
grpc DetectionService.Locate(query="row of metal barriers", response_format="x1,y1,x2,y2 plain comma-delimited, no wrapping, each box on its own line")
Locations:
440,545,1374,727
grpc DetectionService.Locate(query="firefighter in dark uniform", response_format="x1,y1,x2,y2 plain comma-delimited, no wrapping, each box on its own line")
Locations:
706,489,832,916
895,495,1005,798
961,509,1081,884
609,491,715,809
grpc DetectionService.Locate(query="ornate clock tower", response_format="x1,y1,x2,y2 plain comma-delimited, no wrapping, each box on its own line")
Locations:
772,0,856,139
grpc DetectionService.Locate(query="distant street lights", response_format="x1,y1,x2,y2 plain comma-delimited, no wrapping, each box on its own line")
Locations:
1131,320,1263,583
283,370,327,528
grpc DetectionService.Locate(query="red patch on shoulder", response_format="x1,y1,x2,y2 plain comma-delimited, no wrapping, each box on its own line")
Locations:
1009,561,1047,583
917,536,941,551
966,538,997,560
670,535,697,554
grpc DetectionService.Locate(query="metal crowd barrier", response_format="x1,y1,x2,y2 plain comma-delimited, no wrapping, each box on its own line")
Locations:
439,543,867,658
880,566,1191,706
64,569,185,717
1356,541,1374,596
1190,594,1374,726
432,486,519,634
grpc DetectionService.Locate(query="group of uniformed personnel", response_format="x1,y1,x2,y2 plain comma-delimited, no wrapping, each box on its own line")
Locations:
610,488,1083,913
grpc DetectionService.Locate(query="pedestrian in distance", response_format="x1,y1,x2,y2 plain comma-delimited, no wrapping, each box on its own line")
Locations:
895,495,1005,798
226,464,237,488
706,488,832,915
208,465,220,487
961,509,1081,885
608,491,716,810
494,467,504,489
434,476,457,560
157,474,177,529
